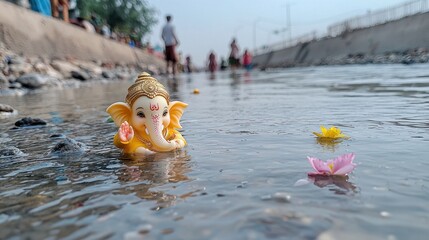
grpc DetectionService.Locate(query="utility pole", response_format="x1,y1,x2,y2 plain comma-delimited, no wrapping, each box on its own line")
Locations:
287,3,292,44
253,19,261,53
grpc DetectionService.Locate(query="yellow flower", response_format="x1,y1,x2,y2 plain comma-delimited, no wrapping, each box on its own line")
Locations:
313,126,348,140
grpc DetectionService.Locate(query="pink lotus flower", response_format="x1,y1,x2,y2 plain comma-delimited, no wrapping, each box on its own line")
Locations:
307,153,356,176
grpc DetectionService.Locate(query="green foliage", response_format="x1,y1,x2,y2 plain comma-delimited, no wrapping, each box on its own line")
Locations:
76,0,157,39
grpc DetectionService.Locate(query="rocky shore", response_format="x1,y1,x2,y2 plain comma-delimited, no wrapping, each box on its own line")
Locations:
0,44,161,97
318,48,429,66
0,44,163,118
264,48,429,69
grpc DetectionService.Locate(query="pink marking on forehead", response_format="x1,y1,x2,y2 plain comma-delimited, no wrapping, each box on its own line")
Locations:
150,103,160,111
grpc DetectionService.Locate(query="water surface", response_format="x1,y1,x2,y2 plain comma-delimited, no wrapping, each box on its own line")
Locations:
1,64,428,239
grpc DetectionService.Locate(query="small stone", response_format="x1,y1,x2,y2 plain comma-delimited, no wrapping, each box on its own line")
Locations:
0,104,18,119
16,73,56,89
45,65,63,79
216,193,225,197
7,56,25,65
71,70,90,81
237,181,248,188
51,60,80,78
77,62,102,75
193,88,200,94
0,147,25,158
8,82,22,89
272,192,291,203
161,228,174,235
50,138,87,154
380,211,390,218
137,224,152,234
50,134,66,138
0,73,8,89
15,117,47,127
116,72,130,80
101,70,114,79
9,62,33,75
0,104,16,113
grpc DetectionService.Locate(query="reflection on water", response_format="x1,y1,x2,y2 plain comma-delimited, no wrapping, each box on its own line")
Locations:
315,138,343,152
116,150,192,208
1,64,429,239
309,175,358,195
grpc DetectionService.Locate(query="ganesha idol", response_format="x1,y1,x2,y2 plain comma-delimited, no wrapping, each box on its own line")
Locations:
107,72,187,154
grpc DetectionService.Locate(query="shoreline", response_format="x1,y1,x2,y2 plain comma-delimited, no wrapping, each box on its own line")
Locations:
0,45,161,97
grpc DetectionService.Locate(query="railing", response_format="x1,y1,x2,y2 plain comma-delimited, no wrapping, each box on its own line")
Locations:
256,0,429,55
255,31,317,55
328,0,429,36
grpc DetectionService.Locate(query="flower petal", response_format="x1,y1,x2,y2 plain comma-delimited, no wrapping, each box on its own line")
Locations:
333,163,356,175
332,153,355,172
320,126,327,135
333,153,356,175
313,132,323,137
307,156,331,173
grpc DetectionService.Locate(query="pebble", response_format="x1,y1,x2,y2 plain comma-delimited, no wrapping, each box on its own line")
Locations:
49,134,67,138
193,88,200,94
101,70,114,79
15,117,47,127
273,193,291,202
0,104,18,118
237,181,248,188
261,192,291,203
71,70,90,81
380,211,390,218
16,73,56,89
50,137,88,154
0,147,26,158
0,73,8,88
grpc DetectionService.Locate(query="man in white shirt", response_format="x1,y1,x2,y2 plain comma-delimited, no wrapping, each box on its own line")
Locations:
161,15,179,75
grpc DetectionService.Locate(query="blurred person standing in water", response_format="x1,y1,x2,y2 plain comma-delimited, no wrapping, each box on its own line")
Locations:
220,57,228,71
185,55,193,73
229,38,240,71
242,49,252,71
208,51,217,73
161,15,179,76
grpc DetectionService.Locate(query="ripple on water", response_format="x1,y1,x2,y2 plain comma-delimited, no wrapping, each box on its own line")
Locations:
0,65,428,239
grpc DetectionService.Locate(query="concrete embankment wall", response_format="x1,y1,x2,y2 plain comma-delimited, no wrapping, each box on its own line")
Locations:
0,1,164,67
254,11,429,68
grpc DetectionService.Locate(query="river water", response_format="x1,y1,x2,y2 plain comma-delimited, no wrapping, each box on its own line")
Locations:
0,64,428,240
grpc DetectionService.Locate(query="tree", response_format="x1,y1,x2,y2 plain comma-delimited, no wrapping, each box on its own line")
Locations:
76,0,157,40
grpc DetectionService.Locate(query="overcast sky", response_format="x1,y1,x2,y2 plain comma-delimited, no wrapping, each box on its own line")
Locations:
146,0,410,66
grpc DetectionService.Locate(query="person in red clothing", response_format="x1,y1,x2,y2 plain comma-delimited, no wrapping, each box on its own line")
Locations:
242,49,252,71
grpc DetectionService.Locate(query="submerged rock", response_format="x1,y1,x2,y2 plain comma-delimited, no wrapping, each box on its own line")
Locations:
0,104,18,118
49,133,67,138
50,138,88,154
15,117,47,127
0,147,26,158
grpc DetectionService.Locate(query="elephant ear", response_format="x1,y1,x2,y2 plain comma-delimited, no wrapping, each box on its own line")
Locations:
106,102,132,127
168,101,188,129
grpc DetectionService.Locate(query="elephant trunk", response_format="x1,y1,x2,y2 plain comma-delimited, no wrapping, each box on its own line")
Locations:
146,114,176,152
